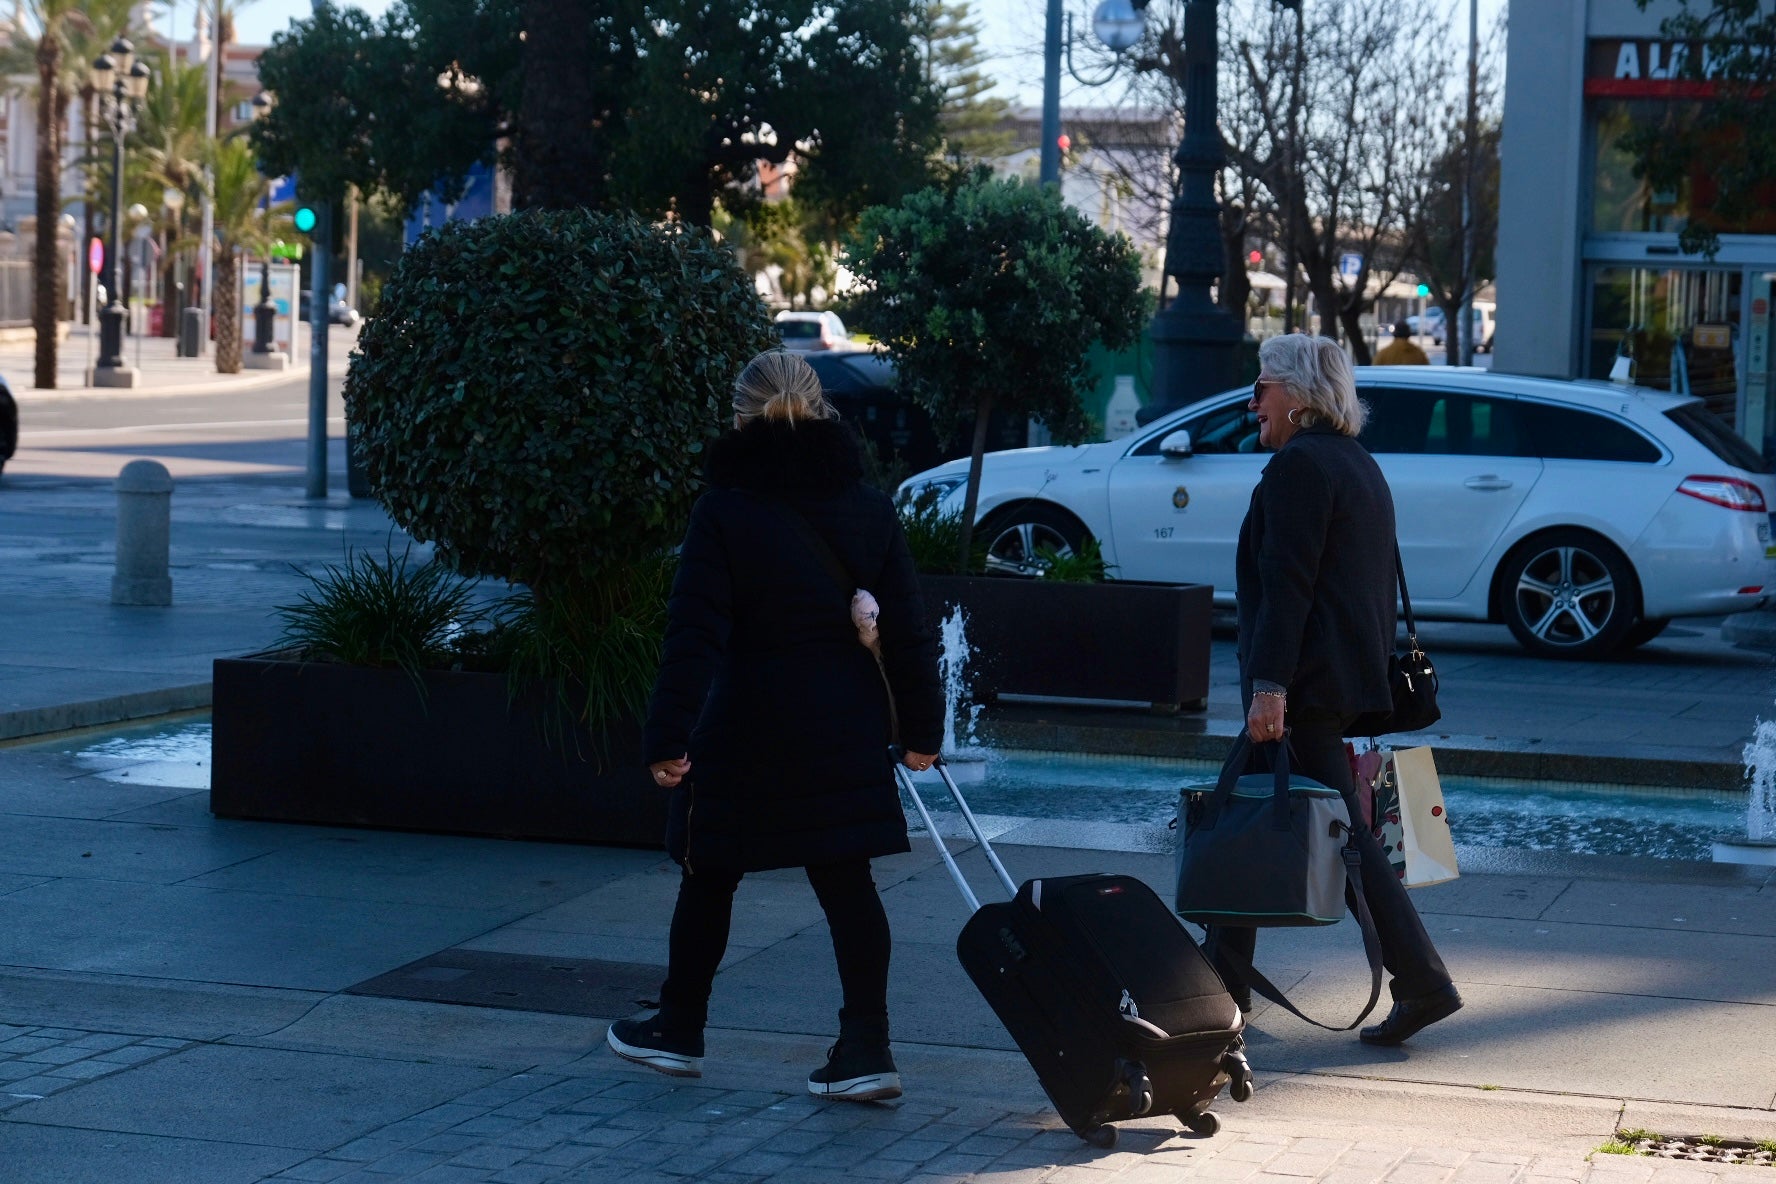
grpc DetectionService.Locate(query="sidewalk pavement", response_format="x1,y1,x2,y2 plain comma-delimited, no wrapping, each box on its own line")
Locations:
0,320,353,399
1,722,1773,1183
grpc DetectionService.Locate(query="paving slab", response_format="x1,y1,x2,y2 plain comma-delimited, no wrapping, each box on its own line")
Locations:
0,969,319,1041
0,877,516,990
0,1120,307,1183
181,832,660,911
0,810,316,883
6,1042,504,1150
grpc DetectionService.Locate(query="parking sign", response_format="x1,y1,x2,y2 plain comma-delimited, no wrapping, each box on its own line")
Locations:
1339,252,1362,281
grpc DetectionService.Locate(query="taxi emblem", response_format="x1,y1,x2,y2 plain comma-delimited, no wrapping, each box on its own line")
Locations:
1172,486,1190,510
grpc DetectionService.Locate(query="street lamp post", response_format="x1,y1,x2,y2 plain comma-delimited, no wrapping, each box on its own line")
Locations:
1145,0,1246,416
1039,0,1257,417
245,92,290,371
89,40,150,389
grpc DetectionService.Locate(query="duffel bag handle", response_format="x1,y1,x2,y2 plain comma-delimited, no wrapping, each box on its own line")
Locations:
1200,733,1297,832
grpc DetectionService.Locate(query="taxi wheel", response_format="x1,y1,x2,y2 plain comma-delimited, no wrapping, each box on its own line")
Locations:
980,504,1087,578
1499,529,1638,659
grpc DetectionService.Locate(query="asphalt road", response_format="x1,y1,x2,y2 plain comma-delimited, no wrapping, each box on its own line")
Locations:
7,370,347,485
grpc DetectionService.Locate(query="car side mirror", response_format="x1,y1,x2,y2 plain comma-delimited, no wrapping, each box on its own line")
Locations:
1159,430,1193,459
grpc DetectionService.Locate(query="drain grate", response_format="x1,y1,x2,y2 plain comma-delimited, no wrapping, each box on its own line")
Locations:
345,949,664,1018
1610,1133,1776,1168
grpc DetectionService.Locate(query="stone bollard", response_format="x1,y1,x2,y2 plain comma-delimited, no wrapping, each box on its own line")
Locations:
112,459,173,606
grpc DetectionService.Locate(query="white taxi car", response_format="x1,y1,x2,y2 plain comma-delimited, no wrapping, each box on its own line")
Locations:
898,368,1776,659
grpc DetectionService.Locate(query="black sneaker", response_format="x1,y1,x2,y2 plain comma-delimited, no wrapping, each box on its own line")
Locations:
607,1016,704,1077
807,1039,901,1102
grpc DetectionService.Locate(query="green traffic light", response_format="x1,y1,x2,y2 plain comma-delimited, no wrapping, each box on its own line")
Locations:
294,207,317,234
1416,284,1431,297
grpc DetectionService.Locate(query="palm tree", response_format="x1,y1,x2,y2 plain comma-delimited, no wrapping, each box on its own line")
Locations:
18,0,84,388
207,136,284,373
12,0,143,388
133,49,211,326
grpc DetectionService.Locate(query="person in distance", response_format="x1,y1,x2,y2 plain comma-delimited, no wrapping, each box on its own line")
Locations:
1374,320,1430,366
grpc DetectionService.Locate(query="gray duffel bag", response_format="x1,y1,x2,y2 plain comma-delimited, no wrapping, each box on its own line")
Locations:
1174,734,1383,1030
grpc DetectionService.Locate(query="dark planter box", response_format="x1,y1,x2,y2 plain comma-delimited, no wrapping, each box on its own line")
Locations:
919,577,1213,711
210,657,666,846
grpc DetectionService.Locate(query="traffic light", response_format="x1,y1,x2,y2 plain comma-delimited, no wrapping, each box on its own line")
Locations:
1415,283,1431,297
294,205,317,234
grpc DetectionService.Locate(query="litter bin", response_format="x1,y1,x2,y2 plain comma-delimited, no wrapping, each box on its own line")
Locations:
177,307,206,358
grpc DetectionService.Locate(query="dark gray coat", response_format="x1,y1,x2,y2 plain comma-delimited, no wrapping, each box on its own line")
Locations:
1235,425,1397,720
643,418,945,872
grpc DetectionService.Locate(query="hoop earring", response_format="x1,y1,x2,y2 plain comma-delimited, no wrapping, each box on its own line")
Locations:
1286,407,1304,426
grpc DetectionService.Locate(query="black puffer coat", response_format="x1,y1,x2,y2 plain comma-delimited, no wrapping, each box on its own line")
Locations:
643,417,945,872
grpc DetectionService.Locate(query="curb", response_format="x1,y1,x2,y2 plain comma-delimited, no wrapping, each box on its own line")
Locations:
979,714,1745,791
1722,608,1776,654
12,362,352,404
0,684,1745,790
0,683,212,743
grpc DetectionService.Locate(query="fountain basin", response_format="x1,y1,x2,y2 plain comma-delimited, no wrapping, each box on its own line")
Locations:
1711,836,1776,867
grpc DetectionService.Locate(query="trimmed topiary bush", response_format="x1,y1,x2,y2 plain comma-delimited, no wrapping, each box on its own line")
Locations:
346,209,774,590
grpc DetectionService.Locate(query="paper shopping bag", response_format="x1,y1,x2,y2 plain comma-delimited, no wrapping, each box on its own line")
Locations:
1382,747,1460,887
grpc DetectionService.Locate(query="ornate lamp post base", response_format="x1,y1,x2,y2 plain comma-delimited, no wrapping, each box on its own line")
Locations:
92,303,139,387
90,365,140,388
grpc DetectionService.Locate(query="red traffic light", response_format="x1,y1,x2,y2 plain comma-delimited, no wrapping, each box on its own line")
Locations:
1248,250,1263,265
1057,134,1071,153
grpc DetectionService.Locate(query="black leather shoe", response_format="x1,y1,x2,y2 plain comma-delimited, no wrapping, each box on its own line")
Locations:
1359,984,1462,1046
1227,983,1253,1014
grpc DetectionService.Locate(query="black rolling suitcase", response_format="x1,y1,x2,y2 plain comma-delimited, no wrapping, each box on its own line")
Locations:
898,758,1252,1149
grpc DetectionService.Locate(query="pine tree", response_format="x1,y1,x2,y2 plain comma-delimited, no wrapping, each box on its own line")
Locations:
922,0,1011,163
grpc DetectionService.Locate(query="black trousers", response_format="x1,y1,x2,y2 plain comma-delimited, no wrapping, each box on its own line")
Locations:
658,857,891,1032
1203,717,1452,1003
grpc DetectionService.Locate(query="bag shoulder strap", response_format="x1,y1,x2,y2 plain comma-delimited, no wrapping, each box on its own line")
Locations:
755,493,901,745
757,493,858,596
1393,543,1420,644
1212,845,1386,1031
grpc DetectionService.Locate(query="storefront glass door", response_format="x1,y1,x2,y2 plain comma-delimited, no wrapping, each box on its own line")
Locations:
1749,273,1775,460
1587,265,1744,436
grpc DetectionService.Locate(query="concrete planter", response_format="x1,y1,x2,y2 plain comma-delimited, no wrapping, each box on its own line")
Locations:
919,576,1214,711
210,656,665,846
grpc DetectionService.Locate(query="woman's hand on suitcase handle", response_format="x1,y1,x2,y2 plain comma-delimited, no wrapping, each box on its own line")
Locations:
650,756,691,789
901,750,938,772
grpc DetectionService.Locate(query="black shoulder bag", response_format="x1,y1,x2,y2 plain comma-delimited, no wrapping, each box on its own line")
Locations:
1343,544,1440,738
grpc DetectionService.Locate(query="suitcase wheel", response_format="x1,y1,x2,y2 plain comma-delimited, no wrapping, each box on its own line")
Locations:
1223,1050,1254,1103
1082,1124,1119,1149
1121,1064,1155,1118
1180,1109,1221,1136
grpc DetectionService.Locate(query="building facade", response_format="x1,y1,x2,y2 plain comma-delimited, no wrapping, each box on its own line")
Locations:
1495,0,1776,458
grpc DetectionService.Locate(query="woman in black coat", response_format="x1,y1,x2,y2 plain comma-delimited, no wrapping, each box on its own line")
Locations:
608,350,944,1101
1215,333,1461,1047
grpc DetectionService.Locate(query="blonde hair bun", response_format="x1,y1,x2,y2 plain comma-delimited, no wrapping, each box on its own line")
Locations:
733,350,835,426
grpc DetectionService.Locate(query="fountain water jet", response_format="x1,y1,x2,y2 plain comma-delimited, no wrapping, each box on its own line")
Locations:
919,606,991,783
1712,715,1776,865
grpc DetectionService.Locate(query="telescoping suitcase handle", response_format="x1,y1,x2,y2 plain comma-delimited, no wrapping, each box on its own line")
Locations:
891,748,1016,912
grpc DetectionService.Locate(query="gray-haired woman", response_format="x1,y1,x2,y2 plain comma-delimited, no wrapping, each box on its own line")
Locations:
1214,333,1462,1046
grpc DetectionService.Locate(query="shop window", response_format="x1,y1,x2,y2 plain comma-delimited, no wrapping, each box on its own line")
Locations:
1587,266,1742,428
1590,100,1776,235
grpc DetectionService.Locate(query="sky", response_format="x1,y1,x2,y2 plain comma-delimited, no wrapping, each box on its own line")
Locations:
213,0,1509,108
